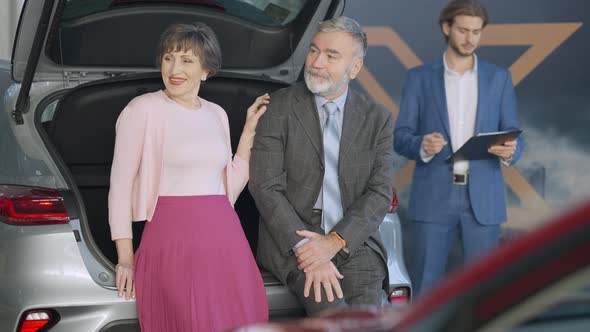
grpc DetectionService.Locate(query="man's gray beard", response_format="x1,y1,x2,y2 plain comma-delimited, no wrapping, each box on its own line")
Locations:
304,68,351,97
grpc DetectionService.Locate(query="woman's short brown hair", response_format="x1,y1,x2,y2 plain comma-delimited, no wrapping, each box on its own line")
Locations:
439,0,489,40
157,22,222,77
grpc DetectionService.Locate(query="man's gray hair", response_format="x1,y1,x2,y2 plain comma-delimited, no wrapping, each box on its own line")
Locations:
318,16,367,59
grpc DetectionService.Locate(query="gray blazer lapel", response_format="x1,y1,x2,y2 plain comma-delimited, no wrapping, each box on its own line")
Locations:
291,84,324,164
431,62,452,140
340,89,365,159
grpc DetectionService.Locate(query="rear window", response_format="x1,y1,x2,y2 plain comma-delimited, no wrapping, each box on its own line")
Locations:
51,0,318,68
62,0,309,26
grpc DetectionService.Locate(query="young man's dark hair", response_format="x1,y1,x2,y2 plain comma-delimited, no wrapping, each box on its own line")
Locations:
439,0,489,41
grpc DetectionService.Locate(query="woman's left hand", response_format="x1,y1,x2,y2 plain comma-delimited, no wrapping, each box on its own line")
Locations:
243,93,269,135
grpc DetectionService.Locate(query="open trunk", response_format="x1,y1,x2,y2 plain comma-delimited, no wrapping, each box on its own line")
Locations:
8,0,344,318
41,73,288,282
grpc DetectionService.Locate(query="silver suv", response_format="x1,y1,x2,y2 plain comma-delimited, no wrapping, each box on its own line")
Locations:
0,0,410,331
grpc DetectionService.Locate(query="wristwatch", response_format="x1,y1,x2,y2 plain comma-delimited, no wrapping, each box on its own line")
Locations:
330,231,350,254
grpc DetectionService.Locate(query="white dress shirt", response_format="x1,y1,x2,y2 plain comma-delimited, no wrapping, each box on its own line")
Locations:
445,53,478,175
421,53,478,175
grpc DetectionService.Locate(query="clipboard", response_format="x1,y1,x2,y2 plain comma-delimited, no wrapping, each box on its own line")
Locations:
449,129,522,161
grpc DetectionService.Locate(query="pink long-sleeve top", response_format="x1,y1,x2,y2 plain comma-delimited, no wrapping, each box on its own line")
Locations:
108,90,249,240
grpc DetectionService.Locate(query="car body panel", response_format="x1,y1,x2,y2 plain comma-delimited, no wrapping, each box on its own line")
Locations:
380,212,411,293
0,220,137,332
1,79,68,187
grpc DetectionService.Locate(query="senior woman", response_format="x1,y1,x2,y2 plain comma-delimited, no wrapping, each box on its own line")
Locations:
108,22,269,331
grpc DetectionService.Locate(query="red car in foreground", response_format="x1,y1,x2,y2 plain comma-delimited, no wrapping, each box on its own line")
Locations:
237,199,590,332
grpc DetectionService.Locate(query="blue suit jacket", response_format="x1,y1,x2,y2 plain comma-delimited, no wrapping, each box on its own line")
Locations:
394,58,524,225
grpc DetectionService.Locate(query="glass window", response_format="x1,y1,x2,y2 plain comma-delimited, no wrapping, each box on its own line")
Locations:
61,0,308,26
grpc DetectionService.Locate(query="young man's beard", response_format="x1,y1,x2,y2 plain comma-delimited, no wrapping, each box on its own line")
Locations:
449,38,476,57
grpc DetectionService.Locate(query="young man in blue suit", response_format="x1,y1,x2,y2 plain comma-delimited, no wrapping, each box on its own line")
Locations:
394,0,524,296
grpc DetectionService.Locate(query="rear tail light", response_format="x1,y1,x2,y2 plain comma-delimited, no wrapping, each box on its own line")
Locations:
390,189,398,213
388,287,410,304
0,185,69,225
18,309,59,332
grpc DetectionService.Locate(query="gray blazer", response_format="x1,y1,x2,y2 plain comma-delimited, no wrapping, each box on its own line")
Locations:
249,82,394,284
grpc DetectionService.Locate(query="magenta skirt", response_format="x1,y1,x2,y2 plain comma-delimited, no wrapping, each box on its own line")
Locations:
134,195,268,332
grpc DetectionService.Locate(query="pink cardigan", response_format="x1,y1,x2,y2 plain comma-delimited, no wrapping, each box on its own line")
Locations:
108,91,249,240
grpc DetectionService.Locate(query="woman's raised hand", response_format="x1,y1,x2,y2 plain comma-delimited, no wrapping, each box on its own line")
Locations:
243,93,269,136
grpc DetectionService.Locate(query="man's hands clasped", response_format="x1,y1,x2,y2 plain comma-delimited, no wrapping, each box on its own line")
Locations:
295,230,346,303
